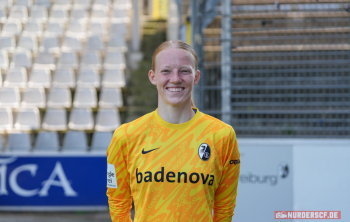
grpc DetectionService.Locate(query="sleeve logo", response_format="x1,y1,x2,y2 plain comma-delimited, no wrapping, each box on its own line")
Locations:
230,159,240,165
107,163,118,188
198,143,211,161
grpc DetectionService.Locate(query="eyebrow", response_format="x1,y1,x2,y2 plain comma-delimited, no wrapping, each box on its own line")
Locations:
160,65,192,69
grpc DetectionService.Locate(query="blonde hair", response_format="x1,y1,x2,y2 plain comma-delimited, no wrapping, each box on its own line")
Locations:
152,40,198,108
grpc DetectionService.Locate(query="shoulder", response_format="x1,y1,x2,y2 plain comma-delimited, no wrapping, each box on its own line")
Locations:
113,111,155,137
199,112,236,138
108,112,155,156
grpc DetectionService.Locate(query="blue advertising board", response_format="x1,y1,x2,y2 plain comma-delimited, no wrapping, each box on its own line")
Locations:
0,154,108,211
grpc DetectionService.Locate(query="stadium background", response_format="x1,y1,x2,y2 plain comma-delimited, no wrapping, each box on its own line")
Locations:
0,0,349,221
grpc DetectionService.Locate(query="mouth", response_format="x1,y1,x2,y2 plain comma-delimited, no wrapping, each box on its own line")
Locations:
166,87,185,92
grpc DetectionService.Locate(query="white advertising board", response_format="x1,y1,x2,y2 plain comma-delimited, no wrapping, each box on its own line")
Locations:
233,144,293,222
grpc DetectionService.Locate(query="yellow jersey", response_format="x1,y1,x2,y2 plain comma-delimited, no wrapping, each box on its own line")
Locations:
106,108,240,222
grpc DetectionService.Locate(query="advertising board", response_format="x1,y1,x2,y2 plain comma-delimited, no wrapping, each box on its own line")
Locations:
0,154,108,211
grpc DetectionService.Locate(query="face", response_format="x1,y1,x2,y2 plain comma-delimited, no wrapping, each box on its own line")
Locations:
148,48,200,106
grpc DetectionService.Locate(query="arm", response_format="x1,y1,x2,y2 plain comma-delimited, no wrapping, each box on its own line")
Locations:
213,128,240,222
106,125,133,222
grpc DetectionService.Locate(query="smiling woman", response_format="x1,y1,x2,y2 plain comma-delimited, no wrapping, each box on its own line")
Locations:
106,40,240,222
148,41,200,124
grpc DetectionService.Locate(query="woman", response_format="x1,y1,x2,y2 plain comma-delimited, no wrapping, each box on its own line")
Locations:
106,40,240,222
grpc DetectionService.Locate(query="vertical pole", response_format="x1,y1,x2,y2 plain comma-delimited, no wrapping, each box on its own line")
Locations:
167,0,180,40
221,0,232,124
132,0,140,52
191,0,204,110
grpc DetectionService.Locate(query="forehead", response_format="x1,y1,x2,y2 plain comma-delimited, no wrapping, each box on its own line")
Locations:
155,48,195,68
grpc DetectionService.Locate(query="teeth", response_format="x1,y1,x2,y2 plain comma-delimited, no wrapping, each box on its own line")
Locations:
168,88,183,92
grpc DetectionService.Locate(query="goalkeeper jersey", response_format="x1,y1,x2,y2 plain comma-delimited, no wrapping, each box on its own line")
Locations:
106,108,240,222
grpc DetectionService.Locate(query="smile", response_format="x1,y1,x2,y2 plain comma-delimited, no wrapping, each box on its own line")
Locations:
166,87,184,92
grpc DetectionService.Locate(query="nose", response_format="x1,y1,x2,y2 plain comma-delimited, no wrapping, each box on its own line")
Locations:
169,70,182,83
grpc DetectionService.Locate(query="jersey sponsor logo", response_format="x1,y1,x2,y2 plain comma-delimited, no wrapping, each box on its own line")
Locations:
230,159,240,165
198,143,211,161
141,148,159,154
107,163,117,188
136,167,215,186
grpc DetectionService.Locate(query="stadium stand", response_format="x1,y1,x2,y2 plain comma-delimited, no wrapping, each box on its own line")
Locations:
0,0,129,151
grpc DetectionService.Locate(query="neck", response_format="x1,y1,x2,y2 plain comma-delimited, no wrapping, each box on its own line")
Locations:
157,99,195,124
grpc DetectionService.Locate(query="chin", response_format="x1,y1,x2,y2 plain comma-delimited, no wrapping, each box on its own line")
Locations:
164,97,190,106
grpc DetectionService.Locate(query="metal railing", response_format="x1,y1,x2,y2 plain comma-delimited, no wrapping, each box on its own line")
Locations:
191,0,350,137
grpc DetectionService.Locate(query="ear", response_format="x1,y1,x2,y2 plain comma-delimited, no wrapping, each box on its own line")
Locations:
193,70,201,85
148,70,157,86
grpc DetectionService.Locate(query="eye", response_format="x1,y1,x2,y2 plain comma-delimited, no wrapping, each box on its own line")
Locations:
161,69,170,73
181,69,191,73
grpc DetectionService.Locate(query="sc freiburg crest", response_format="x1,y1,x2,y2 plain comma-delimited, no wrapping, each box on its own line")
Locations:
198,143,211,161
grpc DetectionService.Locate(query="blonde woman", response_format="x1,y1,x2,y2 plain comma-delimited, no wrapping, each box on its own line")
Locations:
107,40,240,222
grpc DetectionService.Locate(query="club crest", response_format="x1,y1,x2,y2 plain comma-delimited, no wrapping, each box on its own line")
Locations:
198,143,211,161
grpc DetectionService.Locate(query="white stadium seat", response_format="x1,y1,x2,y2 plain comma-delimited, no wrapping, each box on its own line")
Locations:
47,87,71,108
33,52,56,70
18,34,38,52
33,0,51,7
73,0,90,9
81,51,101,69
14,107,41,130
8,6,28,22
0,8,7,23
99,87,123,108
0,0,13,8
106,35,127,52
6,132,32,152
95,108,120,131
30,5,48,22
34,131,60,152
21,87,46,108
62,131,88,152
91,131,113,151
52,68,76,88
44,21,64,37
109,22,127,36
39,35,60,53
42,108,67,131
4,67,27,88
73,87,97,108
85,35,104,51
77,68,100,88
0,87,20,107
70,6,88,21
10,49,32,68
0,36,16,53
66,20,87,39
2,20,22,36
104,51,126,69
23,19,43,37
57,51,78,69
101,68,126,88
15,0,32,7
0,108,13,131
0,50,9,69
88,20,107,36
49,5,68,22
28,68,51,88
62,35,82,52
68,108,94,130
